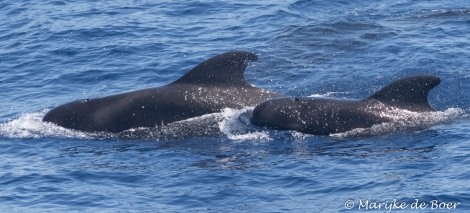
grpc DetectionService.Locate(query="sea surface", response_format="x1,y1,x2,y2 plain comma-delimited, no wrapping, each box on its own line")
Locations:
1,0,470,212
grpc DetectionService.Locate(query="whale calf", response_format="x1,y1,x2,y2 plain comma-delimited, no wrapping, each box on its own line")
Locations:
43,51,282,133
250,75,441,135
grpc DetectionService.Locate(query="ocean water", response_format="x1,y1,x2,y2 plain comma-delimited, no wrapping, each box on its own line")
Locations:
1,0,470,212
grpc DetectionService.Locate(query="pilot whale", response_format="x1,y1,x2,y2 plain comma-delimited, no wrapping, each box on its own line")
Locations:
43,51,282,133
250,75,441,135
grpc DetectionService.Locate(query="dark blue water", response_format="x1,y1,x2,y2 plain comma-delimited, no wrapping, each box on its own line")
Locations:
1,0,470,212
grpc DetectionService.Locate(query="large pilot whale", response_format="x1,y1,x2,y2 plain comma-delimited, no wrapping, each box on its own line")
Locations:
250,75,441,135
43,51,282,133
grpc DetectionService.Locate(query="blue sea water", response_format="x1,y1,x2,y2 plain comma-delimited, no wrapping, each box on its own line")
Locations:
1,0,470,212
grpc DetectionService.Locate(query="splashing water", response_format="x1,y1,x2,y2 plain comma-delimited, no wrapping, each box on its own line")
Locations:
218,107,272,141
332,108,467,137
0,110,90,139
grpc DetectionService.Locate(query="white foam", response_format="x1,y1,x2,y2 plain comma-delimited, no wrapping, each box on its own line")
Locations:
331,108,466,137
0,109,91,139
290,131,314,140
218,107,272,141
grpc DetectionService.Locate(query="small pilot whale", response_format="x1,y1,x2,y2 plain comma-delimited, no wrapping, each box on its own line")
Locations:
250,75,441,135
43,51,282,133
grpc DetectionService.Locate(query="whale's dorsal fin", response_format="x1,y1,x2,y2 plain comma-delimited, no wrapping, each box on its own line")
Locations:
366,75,441,111
172,51,258,86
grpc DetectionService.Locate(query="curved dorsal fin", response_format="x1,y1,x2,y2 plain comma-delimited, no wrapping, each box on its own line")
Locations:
172,51,258,86
366,75,441,111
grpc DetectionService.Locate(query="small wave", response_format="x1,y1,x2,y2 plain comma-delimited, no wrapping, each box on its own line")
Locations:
417,9,470,19
331,108,467,137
